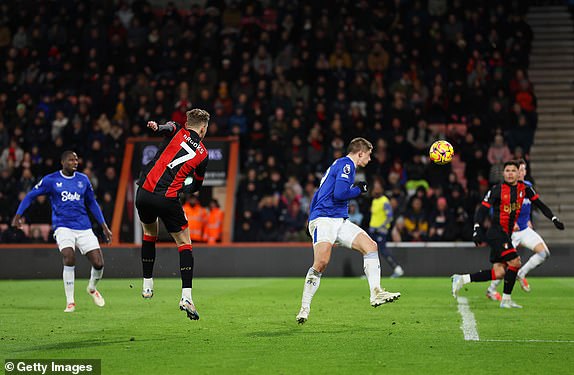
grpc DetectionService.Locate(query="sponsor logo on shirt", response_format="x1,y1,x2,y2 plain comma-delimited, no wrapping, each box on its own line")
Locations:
61,191,81,202
56,182,63,187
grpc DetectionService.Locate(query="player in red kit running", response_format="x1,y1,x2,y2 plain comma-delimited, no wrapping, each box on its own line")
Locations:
451,160,563,308
136,109,210,320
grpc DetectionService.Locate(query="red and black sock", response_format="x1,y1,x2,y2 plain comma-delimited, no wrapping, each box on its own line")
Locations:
142,234,157,279
470,270,492,282
504,266,519,295
178,244,194,289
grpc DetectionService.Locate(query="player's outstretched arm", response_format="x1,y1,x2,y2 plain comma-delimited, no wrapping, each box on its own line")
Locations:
148,120,177,134
472,202,489,246
101,222,113,244
551,216,565,230
529,196,564,230
183,157,209,194
85,181,112,242
147,121,159,131
11,214,24,228
333,179,361,201
12,179,51,227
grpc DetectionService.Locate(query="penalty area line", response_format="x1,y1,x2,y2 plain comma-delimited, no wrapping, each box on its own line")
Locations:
456,296,479,341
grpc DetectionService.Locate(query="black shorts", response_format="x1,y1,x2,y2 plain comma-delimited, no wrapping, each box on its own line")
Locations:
135,187,188,233
486,228,519,264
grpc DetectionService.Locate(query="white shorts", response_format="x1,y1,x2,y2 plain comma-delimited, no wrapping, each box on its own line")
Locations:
308,217,366,249
54,227,100,255
511,227,546,251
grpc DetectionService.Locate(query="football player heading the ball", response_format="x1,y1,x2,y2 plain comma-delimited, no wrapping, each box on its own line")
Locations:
296,137,401,324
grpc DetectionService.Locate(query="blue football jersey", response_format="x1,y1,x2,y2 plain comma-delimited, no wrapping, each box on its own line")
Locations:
16,171,106,231
309,156,361,221
516,180,533,231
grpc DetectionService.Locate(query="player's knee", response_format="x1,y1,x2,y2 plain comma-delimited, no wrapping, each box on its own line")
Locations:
508,258,521,268
62,253,75,266
537,248,550,259
370,238,378,251
93,258,104,270
494,268,505,279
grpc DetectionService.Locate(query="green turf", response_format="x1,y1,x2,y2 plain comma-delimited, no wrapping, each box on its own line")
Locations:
1,277,574,374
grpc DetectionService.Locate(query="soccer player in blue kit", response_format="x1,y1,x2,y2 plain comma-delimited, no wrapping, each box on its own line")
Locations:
486,159,565,300
12,151,112,312
296,138,400,324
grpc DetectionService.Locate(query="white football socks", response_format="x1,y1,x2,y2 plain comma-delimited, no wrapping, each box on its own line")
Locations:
63,265,75,304
518,251,548,279
182,287,193,301
301,267,322,309
143,278,153,290
88,267,103,291
363,252,381,296
489,279,501,292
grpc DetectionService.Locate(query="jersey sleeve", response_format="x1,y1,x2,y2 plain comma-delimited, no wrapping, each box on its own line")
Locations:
525,185,539,201
193,154,209,181
157,121,179,137
183,154,209,194
84,177,106,225
383,198,393,226
481,185,498,208
15,177,51,215
526,184,555,219
475,185,498,224
333,161,360,200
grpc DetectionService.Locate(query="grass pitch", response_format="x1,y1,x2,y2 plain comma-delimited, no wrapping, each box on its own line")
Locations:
1,277,573,374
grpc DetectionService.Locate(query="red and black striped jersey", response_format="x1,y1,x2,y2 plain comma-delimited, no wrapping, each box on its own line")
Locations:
139,122,209,199
480,181,539,234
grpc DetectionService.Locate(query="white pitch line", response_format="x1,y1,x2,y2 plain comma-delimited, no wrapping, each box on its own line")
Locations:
482,339,574,343
456,296,479,341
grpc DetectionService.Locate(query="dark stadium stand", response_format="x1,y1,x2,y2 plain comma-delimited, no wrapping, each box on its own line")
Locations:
0,0,536,243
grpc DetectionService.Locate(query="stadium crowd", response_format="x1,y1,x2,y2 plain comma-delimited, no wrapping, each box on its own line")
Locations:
0,0,536,243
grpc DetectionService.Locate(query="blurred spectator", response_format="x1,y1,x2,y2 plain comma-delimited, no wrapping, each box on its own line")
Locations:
183,195,207,243
487,134,512,182
403,197,429,242
235,210,257,242
283,200,307,241
204,199,224,244
348,200,363,226
0,139,24,169
428,197,456,241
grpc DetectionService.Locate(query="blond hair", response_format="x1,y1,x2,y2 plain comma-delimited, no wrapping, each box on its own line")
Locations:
186,108,210,127
347,137,373,154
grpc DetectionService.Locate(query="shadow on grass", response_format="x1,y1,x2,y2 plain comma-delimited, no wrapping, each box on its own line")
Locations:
9,337,157,353
247,326,355,338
